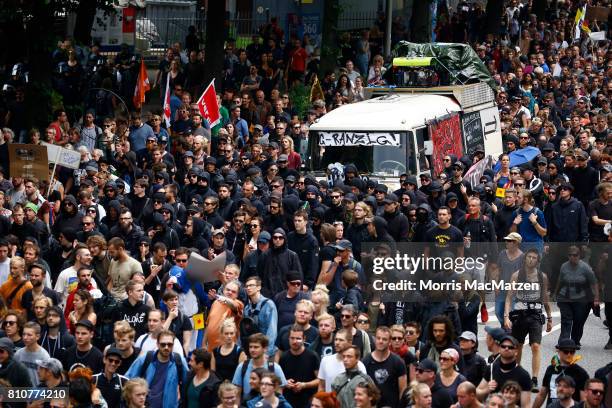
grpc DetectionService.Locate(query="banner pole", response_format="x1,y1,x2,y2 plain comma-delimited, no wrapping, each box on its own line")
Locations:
46,149,61,198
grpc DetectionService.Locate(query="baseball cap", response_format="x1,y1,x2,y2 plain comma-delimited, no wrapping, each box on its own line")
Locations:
485,326,507,343
257,231,271,243
333,239,352,251
499,335,518,346
183,151,195,158
555,375,576,388
503,232,523,243
75,319,95,331
382,193,398,204
254,124,263,131
277,154,288,162
36,358,63,376
105,347,123,358
458,331,477,343
417,359,438,374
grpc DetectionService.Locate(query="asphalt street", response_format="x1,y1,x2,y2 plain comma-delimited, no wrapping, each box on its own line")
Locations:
476,304,611,379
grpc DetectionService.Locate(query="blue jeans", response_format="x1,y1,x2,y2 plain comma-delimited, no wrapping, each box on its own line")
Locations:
558,301,590,344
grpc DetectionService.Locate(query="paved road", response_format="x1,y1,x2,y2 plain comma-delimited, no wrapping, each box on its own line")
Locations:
476,304,611,380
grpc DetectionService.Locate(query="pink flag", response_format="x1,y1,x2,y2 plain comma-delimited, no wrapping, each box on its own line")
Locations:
162,73,171,128
196,79,221,127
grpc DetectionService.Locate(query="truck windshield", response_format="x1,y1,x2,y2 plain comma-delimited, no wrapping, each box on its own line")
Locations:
312,132,416,176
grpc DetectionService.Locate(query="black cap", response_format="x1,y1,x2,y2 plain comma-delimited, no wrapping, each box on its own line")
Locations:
285,270,303,282
405,175,418,185
105,347,123,358
75,319,95,331
485,326,507,343
417,359,438,374
383,193,398,204
555,375,576,388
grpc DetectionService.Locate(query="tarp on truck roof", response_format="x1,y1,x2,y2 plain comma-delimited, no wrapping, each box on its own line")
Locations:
391,42,497,90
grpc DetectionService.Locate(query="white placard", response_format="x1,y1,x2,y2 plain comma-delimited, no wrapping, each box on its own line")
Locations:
318,131,401,147
185,251,226,283
42,142,81,170
478,107,503,159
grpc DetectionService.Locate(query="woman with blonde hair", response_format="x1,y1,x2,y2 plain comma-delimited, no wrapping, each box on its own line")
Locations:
311,287,330,319
411,382,433,408
211,318,247,382
217,381,240,408
122,377,149,408
32,296,53,327
280,136,301,170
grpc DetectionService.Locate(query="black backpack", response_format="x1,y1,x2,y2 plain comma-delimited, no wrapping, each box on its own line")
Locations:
240,298,270,340
93,291,120,349
239,358,276,386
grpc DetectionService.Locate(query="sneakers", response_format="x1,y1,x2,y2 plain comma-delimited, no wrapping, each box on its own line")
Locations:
531,377,539,393
605,341,612,350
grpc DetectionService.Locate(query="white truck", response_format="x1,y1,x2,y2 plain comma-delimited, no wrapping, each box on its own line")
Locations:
308,82,503,184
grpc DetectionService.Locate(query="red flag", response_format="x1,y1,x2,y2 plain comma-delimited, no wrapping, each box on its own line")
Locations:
196,79,221,127
133,58,150,109
162,72,171,128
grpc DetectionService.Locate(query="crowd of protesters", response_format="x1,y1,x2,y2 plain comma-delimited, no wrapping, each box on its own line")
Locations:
0,0,610,407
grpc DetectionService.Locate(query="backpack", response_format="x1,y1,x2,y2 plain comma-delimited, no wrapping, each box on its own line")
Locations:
239,358,275,386
240,298,270,340
140,350,185,388
93,292,120,349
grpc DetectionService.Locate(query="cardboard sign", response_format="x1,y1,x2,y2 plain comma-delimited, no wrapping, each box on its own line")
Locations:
585,6,609,22
185,251,226,283
8,144,49,182
430,114,463,176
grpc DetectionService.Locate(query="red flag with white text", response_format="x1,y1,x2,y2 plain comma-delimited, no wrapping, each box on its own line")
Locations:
162,73,171,128
133,59,150,109
196,79,221,127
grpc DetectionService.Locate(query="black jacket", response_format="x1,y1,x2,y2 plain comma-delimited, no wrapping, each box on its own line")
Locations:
383,209,410,241
287,230,319,289
258,228,302,298
549,197,588,242
0,357,32,388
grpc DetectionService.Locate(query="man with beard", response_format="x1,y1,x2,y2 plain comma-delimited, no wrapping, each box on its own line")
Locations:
64,267,103,317
216,184,234,221
309,313,336,359
225,211,247,266
110,210,144,257
39,305,75,360
382,193,410,241
494,188,519,241
345,202,371,262
108,237,143,301
570,150,599,209
21,263,60,320
112,281,151,339
87,235,111,288
62,319,104,373
0,256,32,313
142,243,172,305
54,246,97,308
420,315,464,370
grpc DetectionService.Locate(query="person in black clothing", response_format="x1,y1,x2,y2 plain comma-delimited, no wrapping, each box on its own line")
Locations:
21,263,61,321
382,193,410,241
278,325,320,408
476,335,532,407
93,347,129,408
161,289,193,355
111,281,151,338
420,315,464,371
142,242,172,305
287,210,318,290
458,331,487,387
0,336,32,388
406,359,453,408
258,228,302,298
494,188,519,241
61,319,103,373
39,305,75,361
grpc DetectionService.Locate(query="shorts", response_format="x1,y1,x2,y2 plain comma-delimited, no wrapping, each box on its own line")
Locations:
511,311,543,345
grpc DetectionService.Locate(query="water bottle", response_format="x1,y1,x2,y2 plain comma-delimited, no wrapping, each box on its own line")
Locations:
465,231,471,249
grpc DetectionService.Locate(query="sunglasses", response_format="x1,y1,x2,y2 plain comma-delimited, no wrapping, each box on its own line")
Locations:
341,314,353,319
159,342,173,348
500,344,516,350
175,258,188,264
357,319,369,324
588,389,604,395
107,358,122,365
559,349,576,354
272,236,284,240
288,281,301,286
416,369,432,374
3,320,17,326
391,337,403,341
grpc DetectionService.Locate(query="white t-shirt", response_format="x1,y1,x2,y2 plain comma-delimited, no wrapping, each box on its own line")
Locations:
0,259,10,285
318,353,367,392
54,266,99,307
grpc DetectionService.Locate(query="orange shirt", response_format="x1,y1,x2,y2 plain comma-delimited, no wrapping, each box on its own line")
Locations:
206,297,243,352
0,277,33,312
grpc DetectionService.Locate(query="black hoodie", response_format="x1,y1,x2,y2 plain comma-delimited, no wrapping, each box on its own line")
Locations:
257,228,302,298
111,298,151,338
181,217,210,253
287,227,319,289
52,195,82,238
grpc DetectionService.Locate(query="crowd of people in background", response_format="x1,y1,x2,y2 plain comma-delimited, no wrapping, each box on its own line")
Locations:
0,0,610,407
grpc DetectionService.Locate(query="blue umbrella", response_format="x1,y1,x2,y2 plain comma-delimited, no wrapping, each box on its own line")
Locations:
493,146,541,172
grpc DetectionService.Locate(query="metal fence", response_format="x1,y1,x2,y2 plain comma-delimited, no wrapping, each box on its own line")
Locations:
337,11,378,31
